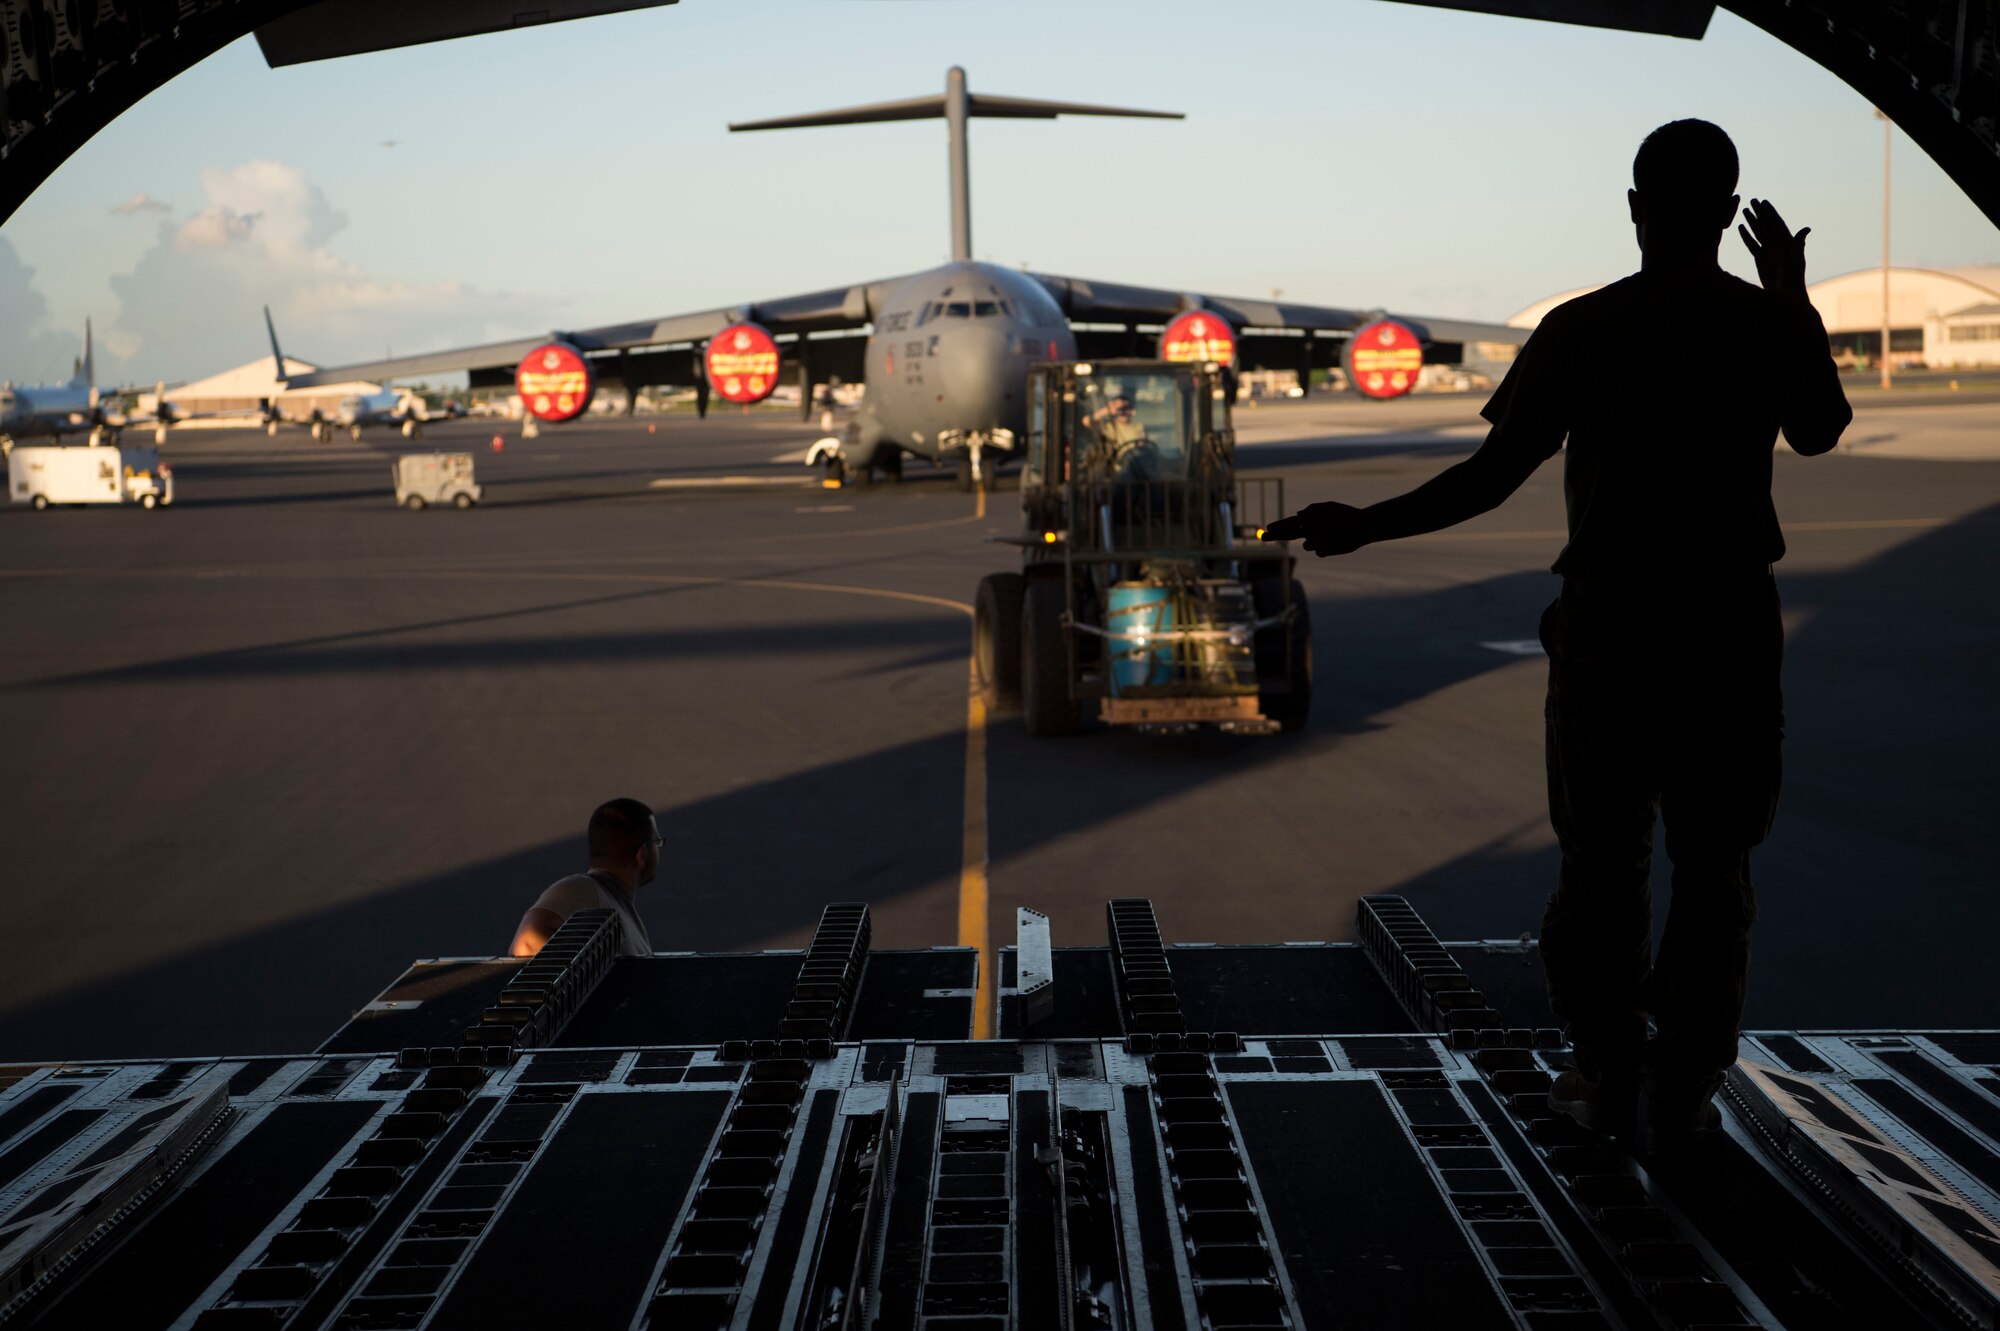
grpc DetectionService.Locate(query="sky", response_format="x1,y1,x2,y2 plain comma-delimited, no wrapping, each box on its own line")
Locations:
2,0,1995,387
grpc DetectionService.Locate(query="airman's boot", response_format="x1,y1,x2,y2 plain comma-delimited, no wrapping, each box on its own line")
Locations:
1642,1073,1725,1156
1548,1064,1640,1143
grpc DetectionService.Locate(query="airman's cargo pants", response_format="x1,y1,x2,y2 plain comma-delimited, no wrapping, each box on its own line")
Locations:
1537,575,1784,1088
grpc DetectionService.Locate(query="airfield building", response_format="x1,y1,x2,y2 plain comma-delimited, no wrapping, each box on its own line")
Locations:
145,356,384,427
1512,265,2000,370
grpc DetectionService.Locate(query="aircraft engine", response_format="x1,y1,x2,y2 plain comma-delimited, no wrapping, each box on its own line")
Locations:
1343,318,1424,399
704,323,782,405
516,342,597,422
1159,311,1237,367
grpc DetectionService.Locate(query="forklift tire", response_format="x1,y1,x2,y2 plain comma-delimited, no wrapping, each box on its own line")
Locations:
1253,577,1313,733
140,493,158,510
404,494,427,511
974,572,1025,711
1021,579,1083,737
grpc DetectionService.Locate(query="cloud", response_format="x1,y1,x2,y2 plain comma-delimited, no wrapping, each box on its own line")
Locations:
0,237,82,383
176,205,258,250
104,160,550,382
110,193,172,217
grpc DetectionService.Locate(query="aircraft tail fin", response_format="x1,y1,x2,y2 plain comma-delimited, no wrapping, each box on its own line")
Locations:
265,306,288,383
70,319,95,390
730,67,1181,262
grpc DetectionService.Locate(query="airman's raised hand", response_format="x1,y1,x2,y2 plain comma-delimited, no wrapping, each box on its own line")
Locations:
1737,198,1812,307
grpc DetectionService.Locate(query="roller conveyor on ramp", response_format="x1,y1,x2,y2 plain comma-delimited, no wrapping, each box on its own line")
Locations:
0,900,1992,1329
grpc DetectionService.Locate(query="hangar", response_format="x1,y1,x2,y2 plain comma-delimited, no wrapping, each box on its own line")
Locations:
144,356,385,428
1510,267,2000,371
1805,265,2000,370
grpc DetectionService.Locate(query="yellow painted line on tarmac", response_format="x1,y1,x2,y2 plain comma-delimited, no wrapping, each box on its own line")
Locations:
647,476,820,489
959,655,992,1039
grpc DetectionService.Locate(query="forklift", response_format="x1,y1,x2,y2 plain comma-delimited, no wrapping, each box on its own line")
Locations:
974,358,1311,737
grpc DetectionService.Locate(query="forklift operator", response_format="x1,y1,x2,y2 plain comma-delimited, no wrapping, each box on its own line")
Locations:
1083,387,1169,480
509,798,659,959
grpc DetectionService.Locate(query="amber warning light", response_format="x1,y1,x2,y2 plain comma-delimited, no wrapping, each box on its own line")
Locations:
1159,311,1236,366
516,342,596,422
706,323,782,405
1345,319,1423,399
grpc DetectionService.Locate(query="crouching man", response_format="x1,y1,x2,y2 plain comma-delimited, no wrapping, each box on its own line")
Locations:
509,797,658,959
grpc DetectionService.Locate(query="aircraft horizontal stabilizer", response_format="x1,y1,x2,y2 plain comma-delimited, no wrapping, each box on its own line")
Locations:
730,93,1180,133
256,0,682,68
961,94,1183,122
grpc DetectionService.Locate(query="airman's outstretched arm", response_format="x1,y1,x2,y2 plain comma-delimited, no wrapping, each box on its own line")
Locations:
1262,434,1546,556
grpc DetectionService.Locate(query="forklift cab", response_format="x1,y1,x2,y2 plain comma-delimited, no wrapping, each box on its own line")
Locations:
1021,360,1232,510
983,358,1305,736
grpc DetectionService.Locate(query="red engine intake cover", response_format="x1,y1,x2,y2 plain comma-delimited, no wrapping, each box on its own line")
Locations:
1158,311,1237,366
1345,319,1423,399
705,323,782,405
516,342,596,422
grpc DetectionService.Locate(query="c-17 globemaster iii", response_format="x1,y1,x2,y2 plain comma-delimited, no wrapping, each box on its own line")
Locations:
282,67,1531,489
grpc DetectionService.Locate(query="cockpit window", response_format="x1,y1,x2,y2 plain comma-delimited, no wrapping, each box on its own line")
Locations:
1070,371,1197,483
909,296,1019,327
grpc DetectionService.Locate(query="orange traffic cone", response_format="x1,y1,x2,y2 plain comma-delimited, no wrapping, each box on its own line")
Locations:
490,434,505,453
647,422,656,435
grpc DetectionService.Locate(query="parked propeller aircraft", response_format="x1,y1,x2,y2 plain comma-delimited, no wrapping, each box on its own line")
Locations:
260,309,464,442
0,321,209,447
282,67,1530,488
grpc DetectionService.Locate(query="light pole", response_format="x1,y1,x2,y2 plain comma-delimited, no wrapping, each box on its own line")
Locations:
1877,108,1893,391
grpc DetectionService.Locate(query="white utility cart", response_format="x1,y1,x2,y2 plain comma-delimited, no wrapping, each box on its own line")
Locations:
7,443,174,509
393,453,482,510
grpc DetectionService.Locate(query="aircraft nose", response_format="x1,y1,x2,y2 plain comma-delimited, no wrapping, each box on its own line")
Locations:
936,323,1013,422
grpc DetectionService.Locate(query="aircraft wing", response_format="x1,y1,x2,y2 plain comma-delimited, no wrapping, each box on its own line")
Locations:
280,278,895,391
1029,272,1529,351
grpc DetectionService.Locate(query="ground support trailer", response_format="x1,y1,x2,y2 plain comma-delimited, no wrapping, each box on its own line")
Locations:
976,359,1312,737
6,444,173,510
392,454,482,511
1,894,1997,1329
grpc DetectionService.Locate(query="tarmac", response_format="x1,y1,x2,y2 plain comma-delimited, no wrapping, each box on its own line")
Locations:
1,383,1995,1060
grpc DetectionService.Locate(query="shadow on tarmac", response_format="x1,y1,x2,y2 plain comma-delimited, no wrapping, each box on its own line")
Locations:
1391,498,2000,1033
1,502,1995,1059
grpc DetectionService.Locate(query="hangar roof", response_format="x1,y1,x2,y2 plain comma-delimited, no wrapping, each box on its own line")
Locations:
165,357,382,401
1509,265,2000,334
